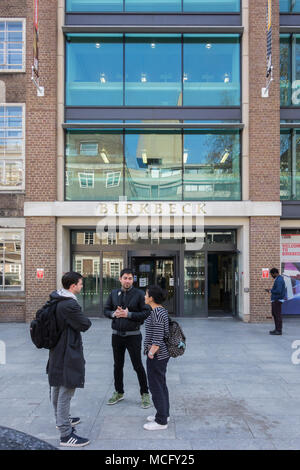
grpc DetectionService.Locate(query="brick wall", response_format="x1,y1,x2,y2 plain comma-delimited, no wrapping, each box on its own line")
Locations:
249,0,280,202
25,217,56,322
0,302,25,322
248,1,281,322
249,217,281,322
25,0,57,202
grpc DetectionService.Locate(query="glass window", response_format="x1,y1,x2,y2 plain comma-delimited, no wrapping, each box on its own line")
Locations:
65,130,123,201
0,105,24,190
280,129,300,200
66,35,123,106
184,0,239,11
0,20,24,71
184,252,205,316
280,35,292,106
184,35,240,106
125,35,181,106
183,129,241,200
280,0,300,12
125,0,181,11
0,231,22,290
125,130,182,200
66,0,123,11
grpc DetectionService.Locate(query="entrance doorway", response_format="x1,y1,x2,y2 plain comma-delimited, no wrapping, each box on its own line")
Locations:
207,253,237,316
130,256,176,316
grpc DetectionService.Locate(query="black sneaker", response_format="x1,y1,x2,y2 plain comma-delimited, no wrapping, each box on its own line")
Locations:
269,330,282,335
60,431,90,447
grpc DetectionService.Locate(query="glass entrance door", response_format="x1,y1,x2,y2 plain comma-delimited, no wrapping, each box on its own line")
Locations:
130,256,176,315
184,252,206,316
72,253,100,316
207,253,236,316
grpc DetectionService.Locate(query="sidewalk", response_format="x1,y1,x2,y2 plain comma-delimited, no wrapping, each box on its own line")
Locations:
0,317,300,450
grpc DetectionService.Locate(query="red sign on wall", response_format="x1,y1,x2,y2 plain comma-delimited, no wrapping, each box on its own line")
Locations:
36,268,44,280
262,268,269,279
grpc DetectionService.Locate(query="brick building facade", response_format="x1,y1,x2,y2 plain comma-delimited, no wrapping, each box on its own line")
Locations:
0,0,299,323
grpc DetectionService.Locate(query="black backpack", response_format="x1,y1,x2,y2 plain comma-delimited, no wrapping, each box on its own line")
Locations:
30,298,63,349
165,317,186,358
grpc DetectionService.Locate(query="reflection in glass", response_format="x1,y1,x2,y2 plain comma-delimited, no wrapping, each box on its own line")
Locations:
66,35,123,106
126,0,181,11
102,252,124,308
72,254,100,315
125,130,182,200
280,0,300,12
0,232,22,290
183,35,240,106
183,130,241,200
125,35,181,106
65,130,123,201
184,252,205,316
66,0,123,11
280,130,300,200
280,35,291,106
184,0,239,11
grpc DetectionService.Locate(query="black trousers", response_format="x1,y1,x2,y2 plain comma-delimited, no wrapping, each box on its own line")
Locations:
112,334,148,395
147,356,169,425
271,300,283,333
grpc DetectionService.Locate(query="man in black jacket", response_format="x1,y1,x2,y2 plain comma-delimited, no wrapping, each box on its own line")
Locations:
104,268,151,408
47,272,92,447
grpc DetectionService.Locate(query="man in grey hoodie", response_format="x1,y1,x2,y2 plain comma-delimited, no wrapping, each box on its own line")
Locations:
47,272,92,447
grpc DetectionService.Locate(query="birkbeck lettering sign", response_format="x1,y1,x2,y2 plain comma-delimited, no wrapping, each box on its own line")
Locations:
97,201,207,217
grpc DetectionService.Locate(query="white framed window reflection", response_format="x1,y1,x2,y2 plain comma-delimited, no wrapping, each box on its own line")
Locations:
0,229,24,291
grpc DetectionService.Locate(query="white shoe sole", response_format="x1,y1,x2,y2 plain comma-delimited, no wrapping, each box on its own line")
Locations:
60,440,90,447
147,415,170,422
143,423,168,431
107,396,124,405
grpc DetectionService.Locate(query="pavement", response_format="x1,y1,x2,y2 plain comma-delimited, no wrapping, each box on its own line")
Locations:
0,317,300,450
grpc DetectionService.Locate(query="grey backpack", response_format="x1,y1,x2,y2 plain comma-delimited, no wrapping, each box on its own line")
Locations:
165,318,186,358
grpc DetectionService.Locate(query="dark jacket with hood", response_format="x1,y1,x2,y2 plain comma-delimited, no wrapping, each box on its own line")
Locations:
104,287,150,332
46,290,92,389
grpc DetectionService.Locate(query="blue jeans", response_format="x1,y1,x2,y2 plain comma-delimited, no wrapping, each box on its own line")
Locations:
146,356,169,425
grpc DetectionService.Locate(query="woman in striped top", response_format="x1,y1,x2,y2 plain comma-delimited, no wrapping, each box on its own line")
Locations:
143,285,170,431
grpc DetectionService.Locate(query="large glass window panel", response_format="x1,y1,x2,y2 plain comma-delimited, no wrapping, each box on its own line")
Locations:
183,129,241,200
67,0,123,11
72,254,100,315
280,0,300,12
0,232,22,290
184,252,205,316
66,35,123,106
183,35,240,106
280,130,292,200
65,130,123,201
0,21,23,71
125,35,181,106
102,252,124,308
125,0,181,11
184,0,239,12
125,130,182,200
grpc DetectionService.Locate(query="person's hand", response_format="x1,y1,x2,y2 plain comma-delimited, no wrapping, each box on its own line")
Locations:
148,351,154,359
115,308,128,318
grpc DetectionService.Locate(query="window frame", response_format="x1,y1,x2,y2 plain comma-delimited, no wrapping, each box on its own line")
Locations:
0,19,26,73
0,229,24,292
0,103,25,192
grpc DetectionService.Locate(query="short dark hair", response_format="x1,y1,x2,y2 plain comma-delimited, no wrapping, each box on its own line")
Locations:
62,272,83,290
147,285,167,304
120,268,134,278
270,268,279,275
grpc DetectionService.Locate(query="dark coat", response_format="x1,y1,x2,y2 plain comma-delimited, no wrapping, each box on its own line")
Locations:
46,291,92,389
104,287,150,332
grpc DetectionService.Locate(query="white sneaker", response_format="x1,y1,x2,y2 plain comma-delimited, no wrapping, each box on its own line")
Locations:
147,415,170,423
143,421,168,431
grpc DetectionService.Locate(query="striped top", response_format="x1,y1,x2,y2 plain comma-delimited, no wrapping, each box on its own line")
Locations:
144,306,170,361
